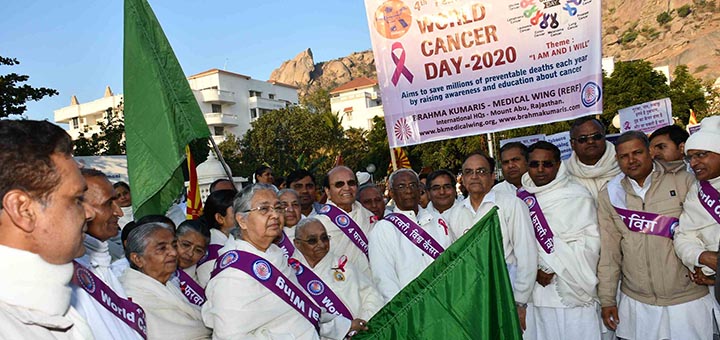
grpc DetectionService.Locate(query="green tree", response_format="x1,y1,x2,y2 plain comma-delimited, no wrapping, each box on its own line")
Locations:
217,133,243,176
72,104,126,155
669,65,708,125
341,127,370,173
0,56,59,117
301,87,332,114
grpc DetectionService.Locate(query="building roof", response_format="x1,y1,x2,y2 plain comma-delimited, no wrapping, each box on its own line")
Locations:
187,68,252,80
329,77,378,94
266,80,299,89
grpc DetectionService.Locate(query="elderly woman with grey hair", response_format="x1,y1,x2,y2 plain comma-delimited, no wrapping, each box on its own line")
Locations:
120,223,211,340
201,184,363,339
278,188,303,241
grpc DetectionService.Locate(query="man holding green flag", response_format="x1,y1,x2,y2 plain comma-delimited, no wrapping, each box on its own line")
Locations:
124,0,210,219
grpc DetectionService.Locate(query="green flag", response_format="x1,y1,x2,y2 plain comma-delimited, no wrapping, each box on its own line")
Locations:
355,208,522,340
123,0,210,218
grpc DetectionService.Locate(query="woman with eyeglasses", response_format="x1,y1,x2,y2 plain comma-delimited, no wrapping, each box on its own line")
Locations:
195,189,237,288
175,219,210,304
202,184,357,339
278,188,303,240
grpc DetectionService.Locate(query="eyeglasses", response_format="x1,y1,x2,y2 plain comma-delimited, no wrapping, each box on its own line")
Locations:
296,234,331,245
392,182,419,191
430,184,454,192
291,183,316,190
528,160,556,168
685,151,709,163
463,168,491,176
332,180,358,189
571,132,604,144
244,205,286,215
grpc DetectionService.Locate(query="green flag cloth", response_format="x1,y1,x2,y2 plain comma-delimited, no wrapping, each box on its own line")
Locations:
355,207,522,340
123,0,209,218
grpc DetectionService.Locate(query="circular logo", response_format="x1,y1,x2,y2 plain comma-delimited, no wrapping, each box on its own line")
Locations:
335,215,350,228
581,82,601,107
669,221,679,236
76,267,96,294
252,259,272,281
393,117,412,141
523,196,536,209
288,258,304,275
219,251,239,269
374,0,412,39
306,279,325,296
319,204,331,214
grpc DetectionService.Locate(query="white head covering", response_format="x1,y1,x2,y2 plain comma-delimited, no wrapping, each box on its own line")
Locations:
685,116,720,154
356,171,372,186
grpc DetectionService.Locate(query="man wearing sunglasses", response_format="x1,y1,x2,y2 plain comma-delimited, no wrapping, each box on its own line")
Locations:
425,169,459,219
368,169,452,303
521,141,602,339
597,131,712,339
316,166,375,278
446,152,537,333
673,116,720,325
565,116,621,200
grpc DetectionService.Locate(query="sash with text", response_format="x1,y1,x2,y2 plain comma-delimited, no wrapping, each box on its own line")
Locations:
176,269,206,306
517,189,555,254
317,204,369,257
384,213,445,259
699,181,720,225
612,206,678,239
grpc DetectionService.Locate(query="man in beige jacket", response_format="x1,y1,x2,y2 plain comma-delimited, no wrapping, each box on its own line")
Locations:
597,131,713,340
0,120,94,339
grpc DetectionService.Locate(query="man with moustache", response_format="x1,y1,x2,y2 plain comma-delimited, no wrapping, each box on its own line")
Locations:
494,142,529,194
447,152,537,332
597,131,712,340
565,116,621,200
369,169,452,302
0,120,94,338
425,169,459,219
673,116,720,328
649,124,689,162
287,169,323,218
72,169,145,340
315,166,375,277
521,141,601,339
357,184,389,221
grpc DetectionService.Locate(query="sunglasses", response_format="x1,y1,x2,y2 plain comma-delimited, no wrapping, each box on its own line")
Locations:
297,234,331,245
462,168,491,176
571,132,604,144
333,180,358,189
528,160,556,168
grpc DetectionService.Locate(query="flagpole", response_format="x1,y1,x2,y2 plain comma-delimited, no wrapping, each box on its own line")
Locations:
208,137,235,182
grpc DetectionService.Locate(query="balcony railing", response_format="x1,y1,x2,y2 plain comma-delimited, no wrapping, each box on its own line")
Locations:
204,112,239,126
200,88,236,104
248,96,288,110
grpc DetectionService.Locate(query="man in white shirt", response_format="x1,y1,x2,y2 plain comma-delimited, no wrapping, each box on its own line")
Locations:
494,142,529,194
425,169,459,220
0,120,94,339
368,169,452,302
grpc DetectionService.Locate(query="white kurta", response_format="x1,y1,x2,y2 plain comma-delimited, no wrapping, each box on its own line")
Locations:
521,164,601,339
446,190,538,304
315,201,375,278
564,141,621,201
196,228,234,288
121,268,211,340
296,251,383,320
492,180,520,195
71,234,144,340
368,206,452,303
425,200,459,222
0,245,93,339
202,239,351,340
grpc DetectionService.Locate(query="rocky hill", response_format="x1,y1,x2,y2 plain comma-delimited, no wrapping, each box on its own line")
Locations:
270,1,720,95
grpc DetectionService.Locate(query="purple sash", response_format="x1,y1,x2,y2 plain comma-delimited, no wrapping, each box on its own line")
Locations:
699,181,720,225
176,269,206,306
71,261,147,339
612,206,679,239
288,258,354,320
196,244,223,266
317,204,369,257
276,231,296,260
384,213,445,259
211,250,320,330
516,189,556,254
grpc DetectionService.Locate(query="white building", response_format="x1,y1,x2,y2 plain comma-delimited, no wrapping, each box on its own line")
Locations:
54,69,299,144
329,77,384,131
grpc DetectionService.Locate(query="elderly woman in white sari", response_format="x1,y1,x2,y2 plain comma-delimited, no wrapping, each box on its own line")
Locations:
120,223,211,340
176,219,210,284
202,183,365,339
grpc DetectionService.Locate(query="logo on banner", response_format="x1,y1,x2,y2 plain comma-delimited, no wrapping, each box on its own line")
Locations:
319,205,331,214
523,196,536,209
335,215,350,228
373,0,412,39
220,251,239,269
669,221,679,235
288,258,304,275
394,117,413,141
390,42,414,86
76,267,96,293
307,280,325,296
581,82,601,107
252,260,272,281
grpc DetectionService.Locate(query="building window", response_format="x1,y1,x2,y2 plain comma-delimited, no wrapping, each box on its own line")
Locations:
211,104,222,113
250,108,258,119
269,94,275,100
214,126,224,136
72,117,79,129
249,90,261,98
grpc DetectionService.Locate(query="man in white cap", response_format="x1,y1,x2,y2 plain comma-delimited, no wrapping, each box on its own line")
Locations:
673,115,720,326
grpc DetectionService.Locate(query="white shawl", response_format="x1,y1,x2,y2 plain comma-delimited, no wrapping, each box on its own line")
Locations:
564,141,621,200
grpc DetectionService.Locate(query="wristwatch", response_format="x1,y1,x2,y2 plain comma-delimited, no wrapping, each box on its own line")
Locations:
515,302,528,308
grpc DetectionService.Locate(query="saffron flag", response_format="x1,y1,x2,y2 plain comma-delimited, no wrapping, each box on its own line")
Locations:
689,109,698,125
186,145,202,220
388,147,412,174
124,0,210,218
354,208,522,340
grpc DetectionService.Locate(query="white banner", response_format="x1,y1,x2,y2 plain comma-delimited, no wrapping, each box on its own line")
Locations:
618,98,673,134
